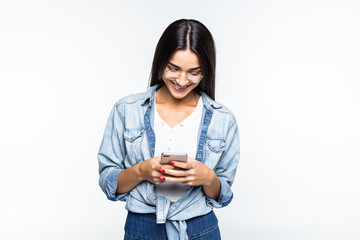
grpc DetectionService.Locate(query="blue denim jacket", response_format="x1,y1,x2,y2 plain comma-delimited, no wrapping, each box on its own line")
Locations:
98,85,240,239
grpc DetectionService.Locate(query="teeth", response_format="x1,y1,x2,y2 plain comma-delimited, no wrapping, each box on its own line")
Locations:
173,82,187,89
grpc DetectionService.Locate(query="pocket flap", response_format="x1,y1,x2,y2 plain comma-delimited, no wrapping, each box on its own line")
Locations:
206,138,226,153
124,128,145,143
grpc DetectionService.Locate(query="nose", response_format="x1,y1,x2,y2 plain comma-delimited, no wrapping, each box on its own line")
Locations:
176,72,189,86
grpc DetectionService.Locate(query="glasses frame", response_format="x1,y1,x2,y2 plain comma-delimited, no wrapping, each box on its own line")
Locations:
163,65,203,84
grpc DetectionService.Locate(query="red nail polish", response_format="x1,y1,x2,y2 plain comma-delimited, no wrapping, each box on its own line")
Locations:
159,169,165,173
160,177,166,181
169,161,174,165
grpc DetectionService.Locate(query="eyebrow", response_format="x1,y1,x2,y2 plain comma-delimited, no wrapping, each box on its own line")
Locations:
168,62,201,71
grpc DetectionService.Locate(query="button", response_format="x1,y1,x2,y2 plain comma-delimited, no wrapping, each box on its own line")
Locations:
167,148,171,151
169,138,172,142
180,124,183,127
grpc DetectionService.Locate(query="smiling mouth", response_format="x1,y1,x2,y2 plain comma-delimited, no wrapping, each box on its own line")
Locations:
170,81,190,90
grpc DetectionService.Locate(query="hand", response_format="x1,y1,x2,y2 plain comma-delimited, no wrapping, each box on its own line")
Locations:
158,157,217,187
138,156,165,185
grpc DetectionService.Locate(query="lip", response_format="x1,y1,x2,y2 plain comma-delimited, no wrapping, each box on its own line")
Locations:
170,81,190,92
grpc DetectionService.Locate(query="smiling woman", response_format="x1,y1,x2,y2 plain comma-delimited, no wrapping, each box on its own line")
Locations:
150,19,216,100
160,49,201,98
97,19,240,240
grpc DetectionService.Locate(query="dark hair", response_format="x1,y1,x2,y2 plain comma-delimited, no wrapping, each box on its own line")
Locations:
149,19,216,100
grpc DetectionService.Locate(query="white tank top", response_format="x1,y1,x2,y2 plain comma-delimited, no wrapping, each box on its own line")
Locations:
153,96,203,202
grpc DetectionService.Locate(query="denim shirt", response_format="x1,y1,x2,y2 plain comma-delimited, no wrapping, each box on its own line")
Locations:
98,85,240,240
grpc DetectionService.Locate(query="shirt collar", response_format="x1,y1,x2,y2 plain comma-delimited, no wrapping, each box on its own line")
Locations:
201,92,222,110
140,84,159,106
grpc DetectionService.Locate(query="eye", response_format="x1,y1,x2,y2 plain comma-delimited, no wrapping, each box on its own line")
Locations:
189,71,201,76
167,65,179,72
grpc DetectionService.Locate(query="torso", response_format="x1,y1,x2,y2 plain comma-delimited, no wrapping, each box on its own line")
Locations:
153,91,203,202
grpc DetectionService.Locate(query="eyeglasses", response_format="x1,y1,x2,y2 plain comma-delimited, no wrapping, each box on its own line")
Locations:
163,65,203,83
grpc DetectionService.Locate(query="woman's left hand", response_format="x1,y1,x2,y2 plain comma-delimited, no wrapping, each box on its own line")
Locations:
159,157,216,187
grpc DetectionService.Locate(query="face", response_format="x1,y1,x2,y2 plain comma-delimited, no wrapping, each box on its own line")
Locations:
162,49,202,100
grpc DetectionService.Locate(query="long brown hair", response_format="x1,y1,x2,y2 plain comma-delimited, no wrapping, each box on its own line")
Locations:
149,19,216,100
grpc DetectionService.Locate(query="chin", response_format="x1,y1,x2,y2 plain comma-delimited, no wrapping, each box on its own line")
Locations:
166,81,197,99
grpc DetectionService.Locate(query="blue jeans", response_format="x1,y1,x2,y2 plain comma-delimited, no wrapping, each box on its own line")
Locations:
124,211,221,240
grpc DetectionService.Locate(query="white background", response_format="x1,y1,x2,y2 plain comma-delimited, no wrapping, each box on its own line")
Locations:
1,0,359,239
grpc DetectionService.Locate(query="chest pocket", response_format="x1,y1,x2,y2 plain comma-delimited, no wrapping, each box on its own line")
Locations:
124,128,145,164
204,138,226,169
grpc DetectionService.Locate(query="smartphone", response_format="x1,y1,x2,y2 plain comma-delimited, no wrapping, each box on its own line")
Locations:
161,152,188,164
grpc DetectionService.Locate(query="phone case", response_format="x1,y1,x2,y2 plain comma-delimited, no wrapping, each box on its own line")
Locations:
161,152,188,164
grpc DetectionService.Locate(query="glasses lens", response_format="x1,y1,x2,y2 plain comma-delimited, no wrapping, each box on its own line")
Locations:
164,69,203,83
187,74,202,83
164,70,179,79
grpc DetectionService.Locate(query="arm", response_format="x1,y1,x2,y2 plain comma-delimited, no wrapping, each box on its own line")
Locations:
115,156,163,195
202,169,221,201
98,104,128,201
206,115,240,207
98,104,166,199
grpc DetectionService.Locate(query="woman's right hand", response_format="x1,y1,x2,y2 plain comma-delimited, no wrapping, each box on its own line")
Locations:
116,156,178,195
116,156,173,195
138,156,165,185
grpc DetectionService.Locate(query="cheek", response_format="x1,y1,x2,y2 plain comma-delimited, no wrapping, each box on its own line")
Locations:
162,78,173,87
191,82,201,90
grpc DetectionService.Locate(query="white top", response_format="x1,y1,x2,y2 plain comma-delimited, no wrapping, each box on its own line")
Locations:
153,96,203,202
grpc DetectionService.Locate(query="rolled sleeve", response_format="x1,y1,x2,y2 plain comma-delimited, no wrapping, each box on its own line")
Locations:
206,115,240,208
205,178,233,208
98,104,128,202
105,168,127,201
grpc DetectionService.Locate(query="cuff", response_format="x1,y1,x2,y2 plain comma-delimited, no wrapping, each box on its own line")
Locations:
205,178,233,208
105,168,128,201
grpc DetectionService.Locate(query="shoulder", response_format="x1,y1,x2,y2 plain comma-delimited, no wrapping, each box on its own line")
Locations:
112,85,156,110
201,93,236,120
113,85,158,109
114,92,147,107
213,101,235,116
212,101,238,130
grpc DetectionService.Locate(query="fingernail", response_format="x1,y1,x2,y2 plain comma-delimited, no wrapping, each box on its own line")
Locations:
160,177,166,181
169,161,174,165
159,169,165,173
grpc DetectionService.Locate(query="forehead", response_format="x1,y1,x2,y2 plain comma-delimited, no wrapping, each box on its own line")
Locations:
168,49,200,69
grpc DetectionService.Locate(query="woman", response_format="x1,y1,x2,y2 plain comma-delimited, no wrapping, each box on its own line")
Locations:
98,19,240,240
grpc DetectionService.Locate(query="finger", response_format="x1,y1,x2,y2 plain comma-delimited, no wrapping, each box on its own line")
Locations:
152,157,163,170
151,170,163,179
161,164,177,170
160,169,188,177
160,176,188,183
152,163,162,171
168,160,189,169
152,178,165,185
